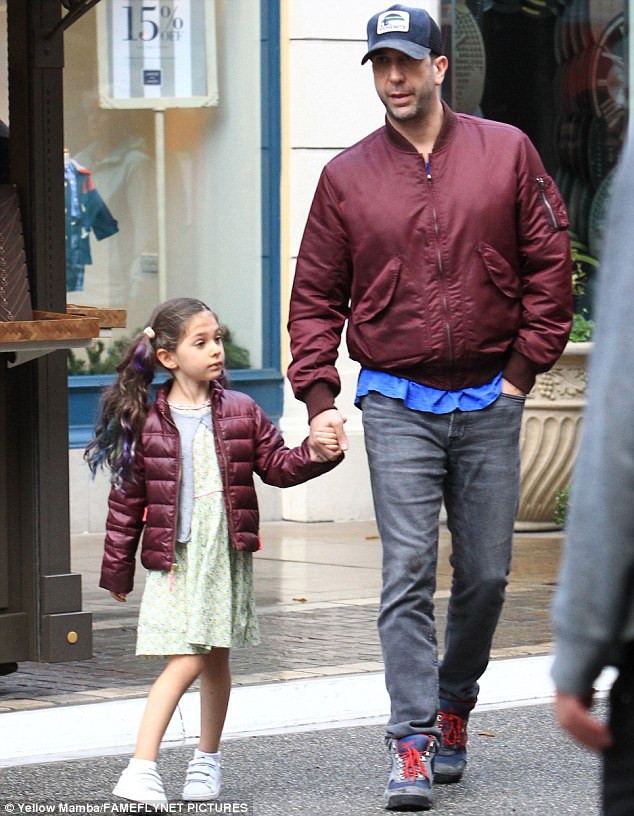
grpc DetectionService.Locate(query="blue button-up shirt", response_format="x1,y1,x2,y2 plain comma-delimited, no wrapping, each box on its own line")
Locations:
355,369,502,413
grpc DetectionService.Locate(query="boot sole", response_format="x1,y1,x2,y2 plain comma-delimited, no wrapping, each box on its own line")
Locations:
434,771,463,784
385,792,433,811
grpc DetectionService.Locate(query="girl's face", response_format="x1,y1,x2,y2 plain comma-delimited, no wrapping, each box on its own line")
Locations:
157,311,225,386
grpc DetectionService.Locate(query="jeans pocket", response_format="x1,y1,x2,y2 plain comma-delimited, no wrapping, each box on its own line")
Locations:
498,392,526,404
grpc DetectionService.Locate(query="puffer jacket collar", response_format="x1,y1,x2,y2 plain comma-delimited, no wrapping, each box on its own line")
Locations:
153,378,224,417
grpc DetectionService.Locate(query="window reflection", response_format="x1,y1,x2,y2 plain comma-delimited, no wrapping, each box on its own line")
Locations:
448,0,629,321
65,94,158,334
64,1,263,372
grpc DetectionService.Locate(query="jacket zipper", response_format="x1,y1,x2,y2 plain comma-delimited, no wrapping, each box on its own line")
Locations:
211,392,238,548
159,406,181,579
536,177,558,230
426,158,454,366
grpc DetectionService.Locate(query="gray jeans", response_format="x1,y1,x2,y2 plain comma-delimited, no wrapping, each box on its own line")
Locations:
361,391,524,738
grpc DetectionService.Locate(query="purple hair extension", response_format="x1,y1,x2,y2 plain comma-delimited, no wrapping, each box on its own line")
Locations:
84,333,157,484
131,339,155,385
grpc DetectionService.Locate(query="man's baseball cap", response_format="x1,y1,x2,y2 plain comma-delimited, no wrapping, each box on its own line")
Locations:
361,5,444,65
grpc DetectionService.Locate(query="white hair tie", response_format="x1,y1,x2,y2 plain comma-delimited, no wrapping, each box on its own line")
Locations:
143,326,156,340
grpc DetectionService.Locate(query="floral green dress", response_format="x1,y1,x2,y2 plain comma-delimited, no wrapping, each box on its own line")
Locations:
136,401,260,655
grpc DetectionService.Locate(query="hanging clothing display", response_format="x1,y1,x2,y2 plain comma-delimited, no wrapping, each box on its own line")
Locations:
64,156,118,292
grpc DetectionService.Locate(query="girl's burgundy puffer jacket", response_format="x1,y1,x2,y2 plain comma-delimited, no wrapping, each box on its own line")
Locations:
100,382,339,594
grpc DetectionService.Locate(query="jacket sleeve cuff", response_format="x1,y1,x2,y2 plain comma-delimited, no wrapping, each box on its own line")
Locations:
550,638,608,696
303,382,338,421
502,350,538,395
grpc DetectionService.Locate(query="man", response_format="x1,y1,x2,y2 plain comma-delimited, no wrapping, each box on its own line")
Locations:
552,132,634,816
288,4,572,811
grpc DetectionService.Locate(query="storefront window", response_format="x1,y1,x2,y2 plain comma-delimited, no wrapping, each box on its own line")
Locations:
444,0,630,320
63,0,264,373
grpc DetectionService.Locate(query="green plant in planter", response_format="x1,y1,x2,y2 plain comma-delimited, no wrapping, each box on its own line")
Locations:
569,234,598,342
569,310,594,342
68,325,251,374
554,484,570,527
221,327,251,369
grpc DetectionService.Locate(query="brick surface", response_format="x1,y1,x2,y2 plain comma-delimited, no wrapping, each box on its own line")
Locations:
0,522,562,710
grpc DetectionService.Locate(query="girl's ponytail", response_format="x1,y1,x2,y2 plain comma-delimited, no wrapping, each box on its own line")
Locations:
84,329,157,485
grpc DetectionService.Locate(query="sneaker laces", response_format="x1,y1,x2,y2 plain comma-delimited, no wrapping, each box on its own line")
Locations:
396,737,433,782
438,711,468,749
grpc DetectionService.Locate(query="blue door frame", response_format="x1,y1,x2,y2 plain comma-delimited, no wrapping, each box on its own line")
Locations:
68,2,283,448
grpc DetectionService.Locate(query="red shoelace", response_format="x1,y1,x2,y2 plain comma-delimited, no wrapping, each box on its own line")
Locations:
438,711,468,748
399,739,432,782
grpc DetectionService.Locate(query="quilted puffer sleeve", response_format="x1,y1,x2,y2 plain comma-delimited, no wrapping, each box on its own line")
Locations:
99,448,147,595
251,400,342,487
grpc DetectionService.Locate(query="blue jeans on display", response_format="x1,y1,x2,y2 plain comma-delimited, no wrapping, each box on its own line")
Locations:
361,391,524,739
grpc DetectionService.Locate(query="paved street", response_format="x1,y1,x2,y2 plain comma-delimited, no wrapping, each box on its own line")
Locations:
0,704,602,814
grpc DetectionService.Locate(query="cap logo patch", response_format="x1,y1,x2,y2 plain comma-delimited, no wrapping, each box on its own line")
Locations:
377,10,410,35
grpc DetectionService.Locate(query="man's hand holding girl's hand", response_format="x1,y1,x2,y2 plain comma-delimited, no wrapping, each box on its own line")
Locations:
308,408,348,462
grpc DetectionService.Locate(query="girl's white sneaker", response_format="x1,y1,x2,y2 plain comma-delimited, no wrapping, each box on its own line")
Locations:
113,759,168,807
182,749,221,801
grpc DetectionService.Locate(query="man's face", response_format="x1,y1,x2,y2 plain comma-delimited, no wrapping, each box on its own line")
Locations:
371,49,443,124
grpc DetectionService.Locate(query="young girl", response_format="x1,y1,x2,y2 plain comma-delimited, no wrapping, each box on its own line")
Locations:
86,297,342,806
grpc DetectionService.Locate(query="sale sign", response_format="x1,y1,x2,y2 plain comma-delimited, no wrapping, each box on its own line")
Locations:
97,0,218,108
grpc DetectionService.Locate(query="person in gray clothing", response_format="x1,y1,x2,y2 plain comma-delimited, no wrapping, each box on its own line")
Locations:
551,131,634,815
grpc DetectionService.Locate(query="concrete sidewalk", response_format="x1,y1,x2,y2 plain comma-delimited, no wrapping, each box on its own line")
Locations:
0,520,563,711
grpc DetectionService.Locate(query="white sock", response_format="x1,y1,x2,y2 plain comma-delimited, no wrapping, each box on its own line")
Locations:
128,758,158,771
194,749,220,761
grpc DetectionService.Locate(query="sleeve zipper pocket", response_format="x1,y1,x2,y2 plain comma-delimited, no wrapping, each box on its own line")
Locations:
536,176,561,231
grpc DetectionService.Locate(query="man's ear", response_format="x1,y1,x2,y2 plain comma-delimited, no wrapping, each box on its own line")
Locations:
433,54,448,86
156,348,177,370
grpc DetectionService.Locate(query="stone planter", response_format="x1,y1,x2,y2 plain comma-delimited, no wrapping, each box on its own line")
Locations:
516,341,591,530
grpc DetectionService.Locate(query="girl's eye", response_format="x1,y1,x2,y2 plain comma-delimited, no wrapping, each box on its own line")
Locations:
215,336,223,344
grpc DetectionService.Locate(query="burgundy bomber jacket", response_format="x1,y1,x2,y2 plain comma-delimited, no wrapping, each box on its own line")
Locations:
288,102,573,420
100,382,340,594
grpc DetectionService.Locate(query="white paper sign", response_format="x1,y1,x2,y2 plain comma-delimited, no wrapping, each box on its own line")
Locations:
98,0,218,108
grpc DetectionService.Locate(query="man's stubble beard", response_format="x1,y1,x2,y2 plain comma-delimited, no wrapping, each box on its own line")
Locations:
382,84,436,125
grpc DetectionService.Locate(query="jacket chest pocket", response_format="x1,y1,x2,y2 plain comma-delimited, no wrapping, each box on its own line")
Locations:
350,258,430,367
477,243,521,299
466,243,521,352
353,258,401,324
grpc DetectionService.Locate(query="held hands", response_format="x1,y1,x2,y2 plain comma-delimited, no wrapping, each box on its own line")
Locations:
554,690,613,753
309,408,348,463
